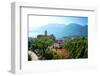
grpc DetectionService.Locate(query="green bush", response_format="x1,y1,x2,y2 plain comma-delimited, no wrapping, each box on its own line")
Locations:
44,49,68,60
64,36,88,59
44,49,54,59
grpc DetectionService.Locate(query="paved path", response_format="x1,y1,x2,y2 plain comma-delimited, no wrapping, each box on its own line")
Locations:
28,51,38,60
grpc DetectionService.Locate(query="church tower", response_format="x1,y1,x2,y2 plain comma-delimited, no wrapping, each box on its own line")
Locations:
45,30,47,36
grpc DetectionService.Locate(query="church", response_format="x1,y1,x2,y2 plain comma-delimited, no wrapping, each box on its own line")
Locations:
37,30,52,39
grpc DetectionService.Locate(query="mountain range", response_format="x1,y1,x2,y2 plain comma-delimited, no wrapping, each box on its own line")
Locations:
31,23,88,39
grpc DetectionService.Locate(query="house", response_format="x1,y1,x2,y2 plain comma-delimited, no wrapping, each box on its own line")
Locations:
53,40,63,48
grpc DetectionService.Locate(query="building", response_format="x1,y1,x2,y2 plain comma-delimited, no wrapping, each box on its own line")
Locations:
37,30,53,39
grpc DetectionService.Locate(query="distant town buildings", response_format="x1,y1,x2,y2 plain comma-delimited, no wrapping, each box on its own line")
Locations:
37,30,51,38
37,30,64,49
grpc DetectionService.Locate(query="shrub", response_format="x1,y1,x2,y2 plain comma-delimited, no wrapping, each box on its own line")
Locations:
64,36,88,59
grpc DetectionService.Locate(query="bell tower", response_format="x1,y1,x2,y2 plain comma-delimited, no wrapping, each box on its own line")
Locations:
45,30,47,36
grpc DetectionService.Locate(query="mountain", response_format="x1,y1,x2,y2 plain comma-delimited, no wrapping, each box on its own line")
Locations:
62,23,88,37
31,23,88,39
38,24,66,38
38,23,66,33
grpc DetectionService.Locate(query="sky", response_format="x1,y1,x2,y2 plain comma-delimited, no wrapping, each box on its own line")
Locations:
29,15,88,37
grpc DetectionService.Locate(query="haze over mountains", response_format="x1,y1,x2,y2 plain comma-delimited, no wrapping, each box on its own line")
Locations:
29,23,88,39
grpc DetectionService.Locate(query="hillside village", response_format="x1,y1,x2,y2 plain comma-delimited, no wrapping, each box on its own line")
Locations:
28,30,88,60
37,30,64,50
28,30,69,60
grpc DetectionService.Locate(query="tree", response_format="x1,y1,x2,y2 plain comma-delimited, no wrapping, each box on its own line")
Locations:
31,36,54,59
50,34,56,41
28,37,32,50
64,36,88,59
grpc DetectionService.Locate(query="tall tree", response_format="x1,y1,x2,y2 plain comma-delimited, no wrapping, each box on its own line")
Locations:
31,36,53,58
